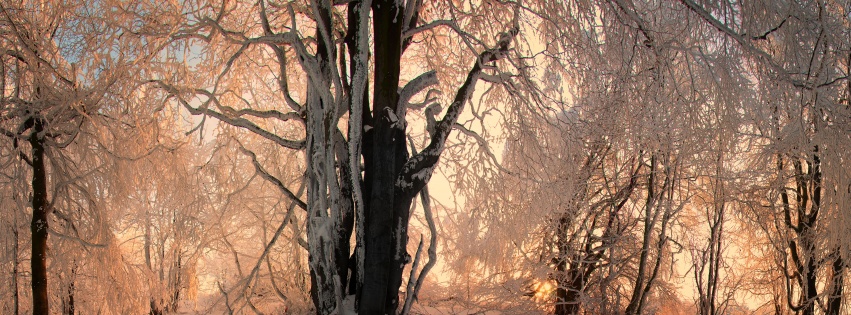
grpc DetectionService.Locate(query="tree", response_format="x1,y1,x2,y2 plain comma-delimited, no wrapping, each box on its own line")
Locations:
119,144,208,315
680,1,851,314
147,0,524,313
0,1,157,313
435,1,765,314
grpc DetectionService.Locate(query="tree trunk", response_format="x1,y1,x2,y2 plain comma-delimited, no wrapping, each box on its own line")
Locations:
334,132,355,294
554,270,583,315
157,2,515,313
803,248,816,315
63,263,76,315
169,254,181,311
145,209,163,315
30,118,49,315
554,216,580,315
305,1,344,313
826,255,843,315
360,1,407,313
624,155,657,315
12,220,19,315
786,153,820,315
344,0,371,298
626,153,670,315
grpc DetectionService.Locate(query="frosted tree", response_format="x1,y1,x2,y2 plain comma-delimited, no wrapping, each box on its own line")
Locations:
0,138,27,314
143,0,530,313
115,141,210,314
436,1,762,314
0,1,160,313
681,0,851,314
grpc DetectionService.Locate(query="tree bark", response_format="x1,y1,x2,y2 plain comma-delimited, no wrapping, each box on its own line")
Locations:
304,1,354,313
781,154,821,315
625,153,671,315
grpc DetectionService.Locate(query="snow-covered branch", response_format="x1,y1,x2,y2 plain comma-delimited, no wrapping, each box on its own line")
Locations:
150,80,306,150
398,71,438,110
400,185,438,314
396,27,518,195
679,0,814,89
239,146,307,210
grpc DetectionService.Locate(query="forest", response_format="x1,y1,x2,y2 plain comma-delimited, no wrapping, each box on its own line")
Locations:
2,0,851,314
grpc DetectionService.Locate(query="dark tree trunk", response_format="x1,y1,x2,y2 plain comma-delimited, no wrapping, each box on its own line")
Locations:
30,118,49,315
163,2,516,313
12,221,19,315
554,216,580,315
554,269,583,315
63,263,76,315
145,210,163,315
149,301,163,315
360,1,407,313
786,151,821,315
552,153,637,315
625,155,657,315
335,131,355,293
554,216,610,315
826,255,843,315
625,154,670,315
169,254,181,312
803,249,817,315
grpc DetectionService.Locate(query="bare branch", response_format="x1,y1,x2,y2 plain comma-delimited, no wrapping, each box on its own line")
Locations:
238,145,307,210
238,177,306,308
149,80,306,150
452,123,510,175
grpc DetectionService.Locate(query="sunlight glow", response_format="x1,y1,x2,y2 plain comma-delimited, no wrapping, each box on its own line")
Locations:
532,280,556,300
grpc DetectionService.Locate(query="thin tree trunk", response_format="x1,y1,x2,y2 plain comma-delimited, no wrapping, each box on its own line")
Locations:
625,155,657,315
63,263,76,315
344,0,371,299
826,255,843,315
334,131,355,293
169,254,181,311
12,220,19,315
803,252,816,315
554,215,582,315
554,269,583,315
145,208,163,315
626,153,671,315
0,61,12,315
554,215,572,315
797,226,818,315
31,117,49,315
